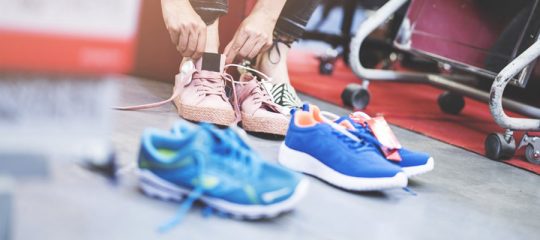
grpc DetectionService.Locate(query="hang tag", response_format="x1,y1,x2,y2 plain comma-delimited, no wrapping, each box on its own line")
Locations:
365,116,402,162
195,53,225,72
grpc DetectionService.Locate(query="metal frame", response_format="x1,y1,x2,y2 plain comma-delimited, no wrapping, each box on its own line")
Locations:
391,0,540,88
349,0,428,82
490,39,540,131
348,0,540,125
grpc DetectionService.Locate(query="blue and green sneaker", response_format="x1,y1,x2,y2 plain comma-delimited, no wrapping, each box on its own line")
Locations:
137,121,308,230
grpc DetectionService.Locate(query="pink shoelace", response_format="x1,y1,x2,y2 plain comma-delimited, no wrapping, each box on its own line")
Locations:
192,71,228,100
114,61,197,111
115,61,283,123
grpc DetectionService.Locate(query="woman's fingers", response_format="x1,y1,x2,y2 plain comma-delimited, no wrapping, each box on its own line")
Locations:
261,38,273,53
237,36,257,59
225,32,248,64
177,30,189,54
161,0,209,58
169,29,180,48
193,30,206,60
168,18,206,58
225,18,275,63
184,30,198,57
247,38,266,59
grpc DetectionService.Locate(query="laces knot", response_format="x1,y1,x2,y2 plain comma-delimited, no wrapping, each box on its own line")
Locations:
192,72,228,100
332,130,370,152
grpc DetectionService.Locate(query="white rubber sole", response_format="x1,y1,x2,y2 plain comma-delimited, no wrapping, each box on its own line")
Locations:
402,157,434,177
138,169,309,219
278,143,408,191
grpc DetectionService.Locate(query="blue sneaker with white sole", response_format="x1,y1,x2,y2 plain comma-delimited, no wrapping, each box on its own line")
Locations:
278,109,407,191
338,117,434,177
138,121,308,230
310,105,434,177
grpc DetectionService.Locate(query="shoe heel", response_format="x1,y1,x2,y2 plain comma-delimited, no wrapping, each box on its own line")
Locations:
138,170,185,202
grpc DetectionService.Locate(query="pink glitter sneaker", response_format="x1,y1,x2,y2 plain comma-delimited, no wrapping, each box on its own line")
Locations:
235,73,289,135
115,53,235,126
116,53,289,132
173,55,235,125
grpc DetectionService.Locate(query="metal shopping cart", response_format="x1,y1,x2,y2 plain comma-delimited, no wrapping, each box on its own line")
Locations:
345,0,540,164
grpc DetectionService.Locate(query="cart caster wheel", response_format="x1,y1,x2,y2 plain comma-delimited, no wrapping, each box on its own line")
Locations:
484,133,516,161
341,83,370,110
319,60,335,75
438,91,465,115
525,144,540,165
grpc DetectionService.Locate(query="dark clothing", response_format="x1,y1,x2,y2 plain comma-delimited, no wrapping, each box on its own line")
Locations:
189,0,320,41
189,0,229,25
275,0,320,41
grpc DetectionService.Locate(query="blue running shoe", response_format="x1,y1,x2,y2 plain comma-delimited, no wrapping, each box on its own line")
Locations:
278,108,407,191
138,121,309,228
318,108,434,177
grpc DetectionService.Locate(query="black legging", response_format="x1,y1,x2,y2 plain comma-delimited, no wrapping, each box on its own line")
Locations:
189,0,321,42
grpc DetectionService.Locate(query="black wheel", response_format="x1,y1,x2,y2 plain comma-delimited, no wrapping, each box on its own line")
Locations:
319,60,335,75
484,133,516,161
437,91,465,115
525,144,540,165
341,83,370,110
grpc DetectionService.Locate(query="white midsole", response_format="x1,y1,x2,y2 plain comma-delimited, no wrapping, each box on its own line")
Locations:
402,157,434,177
138,169,309,218
278,143,407,191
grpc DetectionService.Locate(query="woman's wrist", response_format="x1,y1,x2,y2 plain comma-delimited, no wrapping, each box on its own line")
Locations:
249,10,278,25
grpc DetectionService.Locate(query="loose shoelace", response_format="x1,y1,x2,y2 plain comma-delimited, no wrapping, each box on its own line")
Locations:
114,61,197,111
115,60,282,123
158,124,259,232
314,110,381,151
348,124,383,149
319,111,382,149
332,129,376,152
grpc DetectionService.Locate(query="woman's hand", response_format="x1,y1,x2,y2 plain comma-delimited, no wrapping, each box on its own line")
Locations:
161,0,206,59
224,12,275,63
224,0,286,64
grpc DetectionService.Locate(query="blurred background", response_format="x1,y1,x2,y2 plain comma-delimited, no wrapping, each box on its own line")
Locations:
1,0,540,239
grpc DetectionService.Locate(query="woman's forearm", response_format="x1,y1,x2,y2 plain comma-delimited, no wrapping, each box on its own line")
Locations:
249,0,287,24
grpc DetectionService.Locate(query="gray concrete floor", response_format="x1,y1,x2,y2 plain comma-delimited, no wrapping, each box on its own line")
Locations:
11,77,540,240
